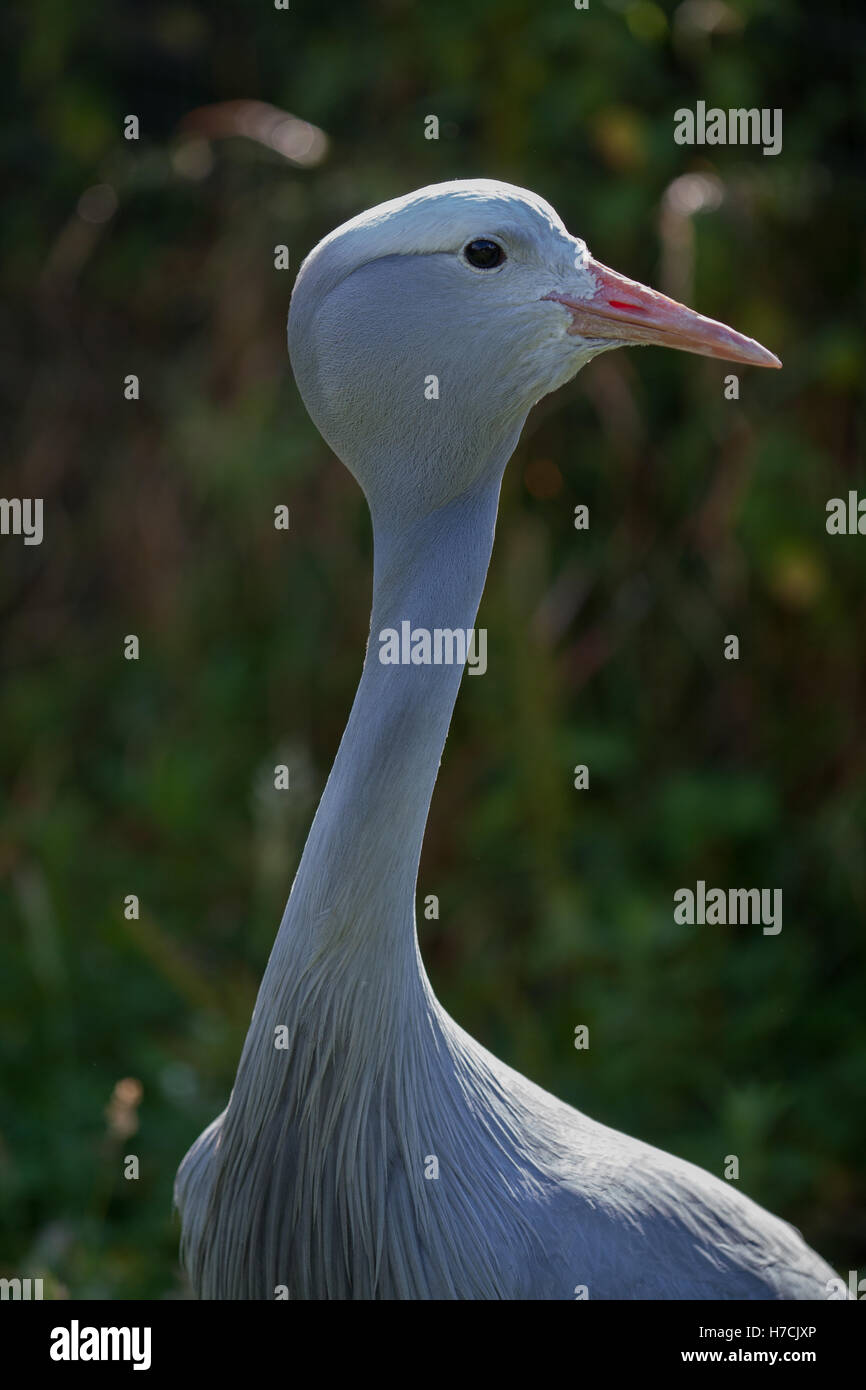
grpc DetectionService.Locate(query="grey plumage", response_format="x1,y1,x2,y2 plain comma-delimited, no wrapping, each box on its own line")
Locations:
176,179,837,1299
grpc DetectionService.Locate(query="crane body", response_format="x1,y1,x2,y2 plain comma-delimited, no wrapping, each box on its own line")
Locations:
177,180,837,1300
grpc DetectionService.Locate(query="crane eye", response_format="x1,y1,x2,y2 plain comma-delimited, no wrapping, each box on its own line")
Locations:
463,238,506,270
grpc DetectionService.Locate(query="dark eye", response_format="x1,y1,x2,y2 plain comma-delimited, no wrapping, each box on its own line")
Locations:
463,238,506,270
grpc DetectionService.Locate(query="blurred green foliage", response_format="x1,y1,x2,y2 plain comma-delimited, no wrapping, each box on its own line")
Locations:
1,0,863,1298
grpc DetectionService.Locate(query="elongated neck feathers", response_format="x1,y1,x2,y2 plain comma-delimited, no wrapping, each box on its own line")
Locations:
177,462,553,1299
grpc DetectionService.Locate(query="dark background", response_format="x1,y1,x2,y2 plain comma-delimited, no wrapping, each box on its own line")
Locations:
1,0,863,1298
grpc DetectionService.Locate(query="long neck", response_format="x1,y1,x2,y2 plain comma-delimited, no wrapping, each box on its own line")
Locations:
273,471,504,988
195,455,545,1301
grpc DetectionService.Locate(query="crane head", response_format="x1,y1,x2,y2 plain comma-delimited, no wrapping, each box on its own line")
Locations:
288,179,780,516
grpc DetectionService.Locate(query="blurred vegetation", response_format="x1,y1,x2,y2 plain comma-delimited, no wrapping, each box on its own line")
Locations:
1,0,863,1298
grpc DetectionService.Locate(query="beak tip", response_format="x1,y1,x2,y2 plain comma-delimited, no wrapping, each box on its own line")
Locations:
755,348,782,370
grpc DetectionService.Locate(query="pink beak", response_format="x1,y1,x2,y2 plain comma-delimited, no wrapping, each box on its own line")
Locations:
544,258,781,369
